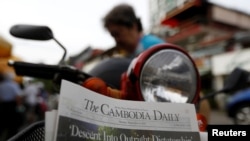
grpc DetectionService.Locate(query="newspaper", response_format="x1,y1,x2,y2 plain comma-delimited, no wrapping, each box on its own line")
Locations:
50,80,202,141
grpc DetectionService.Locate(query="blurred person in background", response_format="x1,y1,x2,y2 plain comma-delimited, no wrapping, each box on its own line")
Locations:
102,3,165,58
22,81,48,125
0,72,23,140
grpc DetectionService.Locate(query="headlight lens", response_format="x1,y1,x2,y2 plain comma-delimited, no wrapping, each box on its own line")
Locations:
140,49,198,103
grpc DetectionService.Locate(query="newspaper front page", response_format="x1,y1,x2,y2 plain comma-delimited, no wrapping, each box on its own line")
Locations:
53,80,201,141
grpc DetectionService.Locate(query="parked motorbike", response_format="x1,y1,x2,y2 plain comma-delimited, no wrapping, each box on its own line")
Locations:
199,67,250,125
224,68,250,125
226,87,250,125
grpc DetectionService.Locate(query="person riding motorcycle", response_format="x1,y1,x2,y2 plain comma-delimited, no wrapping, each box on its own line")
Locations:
88,3,165,89
88,3,211,123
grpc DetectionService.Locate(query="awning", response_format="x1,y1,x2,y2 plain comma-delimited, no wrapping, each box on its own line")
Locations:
166,24,203,43
167,23,234,50
161,0,201,27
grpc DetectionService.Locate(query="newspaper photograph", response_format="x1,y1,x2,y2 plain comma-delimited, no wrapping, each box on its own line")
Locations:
54,80,201,141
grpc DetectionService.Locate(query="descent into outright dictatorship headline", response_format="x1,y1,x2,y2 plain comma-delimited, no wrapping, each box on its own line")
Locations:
69,124,195,141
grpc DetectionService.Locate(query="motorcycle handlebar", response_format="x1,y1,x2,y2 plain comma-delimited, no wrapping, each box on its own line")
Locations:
8,60,123,98
8,60,92,84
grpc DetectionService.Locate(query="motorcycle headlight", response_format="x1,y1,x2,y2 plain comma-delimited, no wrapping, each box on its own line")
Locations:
127,43,200,103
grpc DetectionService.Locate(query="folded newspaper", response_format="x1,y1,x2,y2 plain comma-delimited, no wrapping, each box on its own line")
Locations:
46,80,204,141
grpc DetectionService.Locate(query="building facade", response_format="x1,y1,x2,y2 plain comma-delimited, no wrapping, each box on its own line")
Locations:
149,0,250,109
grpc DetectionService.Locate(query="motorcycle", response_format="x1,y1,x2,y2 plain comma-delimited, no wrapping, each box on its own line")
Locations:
199,67,250,125
224,68,250,125
9,24,201,103
7,24,211,141
226,87,250,125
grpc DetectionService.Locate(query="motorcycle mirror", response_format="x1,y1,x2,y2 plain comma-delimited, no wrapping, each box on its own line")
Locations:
10,24,53,40
126,43,200,104
9,24,67,65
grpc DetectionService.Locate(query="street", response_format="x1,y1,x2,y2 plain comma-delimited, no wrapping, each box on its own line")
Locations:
208,109,234,125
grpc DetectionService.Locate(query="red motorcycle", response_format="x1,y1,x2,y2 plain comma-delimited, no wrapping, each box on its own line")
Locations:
7,24,203,141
